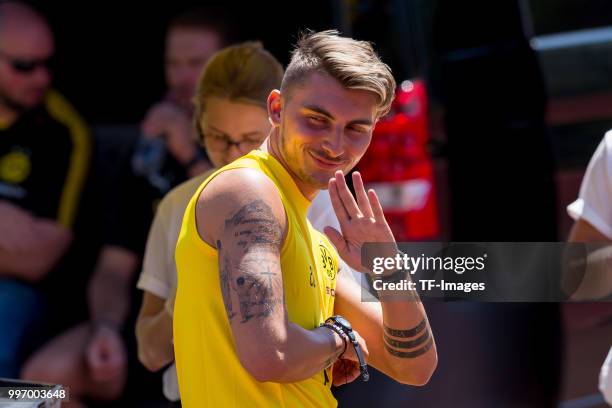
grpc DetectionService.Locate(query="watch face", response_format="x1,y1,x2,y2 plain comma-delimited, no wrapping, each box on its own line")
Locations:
335,316,352,331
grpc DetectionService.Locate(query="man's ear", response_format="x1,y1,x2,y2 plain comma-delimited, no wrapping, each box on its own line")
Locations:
267,89,282,127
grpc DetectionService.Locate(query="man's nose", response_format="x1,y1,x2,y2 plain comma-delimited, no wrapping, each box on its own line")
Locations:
321,127,344,158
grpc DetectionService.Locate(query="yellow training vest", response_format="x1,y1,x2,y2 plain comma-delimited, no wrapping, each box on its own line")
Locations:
174,150,339,407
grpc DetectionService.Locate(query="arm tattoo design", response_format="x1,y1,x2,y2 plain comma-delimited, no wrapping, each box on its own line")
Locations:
384,318,433,359
219,201,285,323
218,240,235,321
384,318,427,338
384,337,434,359
383,330,430,349
231,259,281,323
224,199,282,251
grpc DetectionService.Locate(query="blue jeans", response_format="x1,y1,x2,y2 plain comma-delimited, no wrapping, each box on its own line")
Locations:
0,278,43,378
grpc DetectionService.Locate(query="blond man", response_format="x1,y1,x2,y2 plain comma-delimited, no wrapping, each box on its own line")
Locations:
173,30,437,407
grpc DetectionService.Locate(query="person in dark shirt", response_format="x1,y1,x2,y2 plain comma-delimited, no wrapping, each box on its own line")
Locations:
20,7,235,406
0,1,91,377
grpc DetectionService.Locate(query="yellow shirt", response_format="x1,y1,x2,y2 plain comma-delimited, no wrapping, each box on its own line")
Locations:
174,150,339,407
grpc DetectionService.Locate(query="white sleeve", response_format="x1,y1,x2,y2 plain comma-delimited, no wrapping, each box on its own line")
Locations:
308,190,368,287
567,132,612,239
136,195,173,299
600,347,612,406
308,190,341,233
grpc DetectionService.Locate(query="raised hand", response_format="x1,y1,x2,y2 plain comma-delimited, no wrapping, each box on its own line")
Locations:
324,170,396,273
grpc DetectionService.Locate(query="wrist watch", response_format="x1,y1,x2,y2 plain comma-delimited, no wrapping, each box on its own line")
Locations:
325,315,370,382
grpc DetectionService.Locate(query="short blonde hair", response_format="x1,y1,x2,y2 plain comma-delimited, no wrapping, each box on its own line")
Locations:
281,30,396,118
194,41,284,139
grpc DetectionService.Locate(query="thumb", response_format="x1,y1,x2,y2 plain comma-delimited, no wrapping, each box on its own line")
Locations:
323,226,344,251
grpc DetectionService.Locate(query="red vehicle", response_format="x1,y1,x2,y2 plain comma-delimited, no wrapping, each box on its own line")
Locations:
359,79,439,241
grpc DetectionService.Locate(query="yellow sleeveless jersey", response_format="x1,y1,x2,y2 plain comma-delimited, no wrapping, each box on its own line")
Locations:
174,150,339,407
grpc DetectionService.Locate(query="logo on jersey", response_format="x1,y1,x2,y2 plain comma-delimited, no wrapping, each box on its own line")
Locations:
319,243,336,280
0,150,31,184
309,265,316,288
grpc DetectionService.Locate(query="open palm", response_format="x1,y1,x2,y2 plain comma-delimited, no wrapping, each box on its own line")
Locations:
324,171,397,273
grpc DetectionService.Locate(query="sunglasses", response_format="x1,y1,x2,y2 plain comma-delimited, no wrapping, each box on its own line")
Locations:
0,50,55,74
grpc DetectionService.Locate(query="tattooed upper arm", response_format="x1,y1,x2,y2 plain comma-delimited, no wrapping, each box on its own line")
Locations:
197,169,288,328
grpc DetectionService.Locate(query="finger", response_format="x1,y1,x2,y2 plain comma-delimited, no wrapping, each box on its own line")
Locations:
328,178,350,224
368,189,386,224
323,226,344,251
335,171,361,218
352,172,374,219
344,365,361,384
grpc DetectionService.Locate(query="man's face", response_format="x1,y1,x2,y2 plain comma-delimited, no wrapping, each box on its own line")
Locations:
200,96,270,168
165,27,221,109
273,71,379,191
0,21,54,110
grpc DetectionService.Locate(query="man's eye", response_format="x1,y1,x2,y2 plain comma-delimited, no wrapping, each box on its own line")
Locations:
308,116,326,125
347,125,366,134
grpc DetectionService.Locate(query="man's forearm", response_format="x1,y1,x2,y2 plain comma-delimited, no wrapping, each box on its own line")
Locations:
275,323,345,382
89,269,131,327
88,246,138,328
376,273,437,385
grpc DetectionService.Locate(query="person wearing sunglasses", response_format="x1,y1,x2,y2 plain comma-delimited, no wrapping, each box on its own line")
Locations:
0,0,91,380
18,8,237,407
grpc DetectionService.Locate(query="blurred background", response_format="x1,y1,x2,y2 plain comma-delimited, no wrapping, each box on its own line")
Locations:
3,0,611,406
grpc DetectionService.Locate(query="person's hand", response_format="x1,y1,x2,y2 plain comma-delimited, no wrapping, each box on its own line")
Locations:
324,171,397,273
332,359,360,386
141,102,197,164
0,200,37,251
332,329,369,386
86,323,127,383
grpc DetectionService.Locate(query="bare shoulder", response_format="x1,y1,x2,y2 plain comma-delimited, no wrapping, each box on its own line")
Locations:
195,168,287,247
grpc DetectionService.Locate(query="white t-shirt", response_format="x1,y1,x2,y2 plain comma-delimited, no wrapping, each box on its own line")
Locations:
136,172,210,401
567,131,612,239
601,347,612,405
137,175,358,401
566,131,612,404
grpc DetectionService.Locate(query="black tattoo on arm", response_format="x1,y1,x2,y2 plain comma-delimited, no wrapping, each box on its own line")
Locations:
384,337,434,359
231,259,282,323
384,318,426,338
218,240,235,321
383,330,430,349
220,200,286,324
383,318,433,359
224,199,283,251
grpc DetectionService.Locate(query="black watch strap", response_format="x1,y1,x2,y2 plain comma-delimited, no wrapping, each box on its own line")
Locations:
325,315,370,382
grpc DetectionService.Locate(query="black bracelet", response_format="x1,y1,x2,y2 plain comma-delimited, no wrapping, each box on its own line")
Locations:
321,322,348,357
325,315,370,382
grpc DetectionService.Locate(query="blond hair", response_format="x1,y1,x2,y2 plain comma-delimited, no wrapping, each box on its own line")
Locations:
281,30,396,117
194,41,284,139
